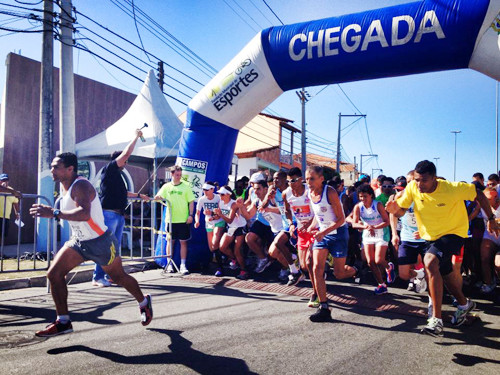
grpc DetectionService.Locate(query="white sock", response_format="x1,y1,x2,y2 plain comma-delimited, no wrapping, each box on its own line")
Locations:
139,297,148,308
415,268,425,279
289,263,298,274
57,315,70,324
181,259,186,266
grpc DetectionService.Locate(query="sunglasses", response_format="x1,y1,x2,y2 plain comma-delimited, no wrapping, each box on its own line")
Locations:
287,178,301,183
382,184,394,188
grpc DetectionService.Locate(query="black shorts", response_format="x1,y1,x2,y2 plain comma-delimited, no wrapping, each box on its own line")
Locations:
249,220,275,245
425,234,464,276
398,241,426,266
167,223,191,241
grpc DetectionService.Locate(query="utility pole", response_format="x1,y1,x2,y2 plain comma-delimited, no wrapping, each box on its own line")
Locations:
59,0,75,153
451,130,461,181
296,88,309,173
158,61,164,91
360,154,377,176
336,113,366,174
37,0,54,251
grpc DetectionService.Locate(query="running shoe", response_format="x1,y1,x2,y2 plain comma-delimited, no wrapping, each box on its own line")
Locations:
92,278,112,287
179,264,189,275
236,270,250,280
214,268,223,277
255,257,271,273
451,299,476,326
308,296,320,308
278,269,289,282
374,284,388,295
480,282,496,294
386,262,396,284
407,279,416,291
165,263,174,273
309,307,332,322
35,320,73,337
229,260,239,270
140,294,153,326
421,317,443,337
415,277,427,293
287,271,305,286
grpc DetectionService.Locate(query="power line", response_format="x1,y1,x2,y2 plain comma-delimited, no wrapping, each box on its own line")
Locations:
249,0,274,25
230,0,263,30
262,0,284,25
130,0,151,63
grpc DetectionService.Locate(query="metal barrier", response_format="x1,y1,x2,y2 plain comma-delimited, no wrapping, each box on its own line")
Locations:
0,193,56,273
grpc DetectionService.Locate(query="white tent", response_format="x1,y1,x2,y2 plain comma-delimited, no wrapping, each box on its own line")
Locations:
75,70,183,165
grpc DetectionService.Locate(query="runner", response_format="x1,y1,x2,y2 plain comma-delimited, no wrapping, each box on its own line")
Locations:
194,181,225,276
29,153,152,337
306,166,354,322
386,160,500,337
479,187,500,294
213,186,248,279
352,184,395,295
390,171,427,293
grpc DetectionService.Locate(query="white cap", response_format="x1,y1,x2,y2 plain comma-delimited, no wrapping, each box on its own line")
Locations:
202,183,215,190
249,172,266,183
217,186,232,195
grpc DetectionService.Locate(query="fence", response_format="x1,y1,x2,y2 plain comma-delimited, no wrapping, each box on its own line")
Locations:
0,193,56,273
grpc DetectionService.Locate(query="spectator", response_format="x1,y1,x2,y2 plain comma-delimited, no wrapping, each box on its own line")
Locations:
0,173,20,238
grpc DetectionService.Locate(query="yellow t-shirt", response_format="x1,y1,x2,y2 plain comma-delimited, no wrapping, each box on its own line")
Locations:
0,195,18,219
396,179,476,241
157,181,195,224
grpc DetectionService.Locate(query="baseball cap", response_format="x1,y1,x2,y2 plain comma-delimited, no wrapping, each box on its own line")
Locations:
0,173,8,181
249,172,266,183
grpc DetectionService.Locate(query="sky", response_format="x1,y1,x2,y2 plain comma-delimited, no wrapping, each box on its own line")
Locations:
0,0,499,183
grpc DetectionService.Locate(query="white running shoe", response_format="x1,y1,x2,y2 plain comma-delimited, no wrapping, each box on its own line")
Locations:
179,264,189,275
92,278,112,287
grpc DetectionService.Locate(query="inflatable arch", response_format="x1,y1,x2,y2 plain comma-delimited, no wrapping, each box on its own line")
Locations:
158,0,500,267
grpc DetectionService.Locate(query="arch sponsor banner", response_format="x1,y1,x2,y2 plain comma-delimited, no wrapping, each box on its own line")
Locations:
173,0,500,266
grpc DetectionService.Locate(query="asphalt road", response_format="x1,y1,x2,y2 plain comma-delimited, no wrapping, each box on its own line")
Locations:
0,270,498,375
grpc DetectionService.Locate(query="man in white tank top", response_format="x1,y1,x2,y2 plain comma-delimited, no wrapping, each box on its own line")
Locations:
29,153,152,337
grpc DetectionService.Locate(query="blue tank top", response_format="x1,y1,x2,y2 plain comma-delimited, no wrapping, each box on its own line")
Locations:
400,203,425,242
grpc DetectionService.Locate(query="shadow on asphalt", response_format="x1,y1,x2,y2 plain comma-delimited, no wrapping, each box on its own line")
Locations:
47,328,258,374
452,353,500,367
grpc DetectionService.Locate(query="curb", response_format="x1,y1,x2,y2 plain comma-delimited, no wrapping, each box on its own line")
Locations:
0,265,142,291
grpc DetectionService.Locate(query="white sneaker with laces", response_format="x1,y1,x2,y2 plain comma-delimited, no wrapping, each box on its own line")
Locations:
165,264,174,273
179,264,189,275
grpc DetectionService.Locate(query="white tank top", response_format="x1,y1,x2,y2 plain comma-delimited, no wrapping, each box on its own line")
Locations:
283,185,314,224
60,177,107,241
359,200,384,227
219,199,247,228
309,185,344,231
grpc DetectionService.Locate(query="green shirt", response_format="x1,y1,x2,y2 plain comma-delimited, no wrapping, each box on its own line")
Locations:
376,193,390,207
157,181,195,223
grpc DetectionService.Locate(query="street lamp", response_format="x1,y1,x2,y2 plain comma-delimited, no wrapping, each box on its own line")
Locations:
360,154,377,176
451,131,461,181
433,157,440,168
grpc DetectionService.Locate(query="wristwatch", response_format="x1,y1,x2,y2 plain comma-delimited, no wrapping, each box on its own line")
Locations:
53,209,61,221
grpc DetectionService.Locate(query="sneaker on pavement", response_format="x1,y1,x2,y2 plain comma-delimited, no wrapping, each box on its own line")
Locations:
407,279,415,291
255,257,271,273
35,320,73,337
421,317,443,337
309,307,332,322
229,260,239,270
179,264,189,275
480,282,496,294
236,270,250,280
287,271,305,286
415,277,427,294
214,268,223,277
374,284,388,295
140,294,153,326
451,299,476,326
165,263,174,273
386,262,396,284
92,278,112,287
278,269,289,282
308,296,320,308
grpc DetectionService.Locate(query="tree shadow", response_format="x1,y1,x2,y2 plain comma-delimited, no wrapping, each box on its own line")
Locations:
47,328,258,374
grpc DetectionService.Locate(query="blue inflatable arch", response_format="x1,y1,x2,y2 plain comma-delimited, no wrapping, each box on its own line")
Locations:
160,0,500,267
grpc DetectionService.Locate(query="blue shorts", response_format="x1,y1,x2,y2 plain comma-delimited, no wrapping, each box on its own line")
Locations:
312,225,348,258
398,241,426,266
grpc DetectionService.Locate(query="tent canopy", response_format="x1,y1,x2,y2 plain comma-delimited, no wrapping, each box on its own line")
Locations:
75,70,183,165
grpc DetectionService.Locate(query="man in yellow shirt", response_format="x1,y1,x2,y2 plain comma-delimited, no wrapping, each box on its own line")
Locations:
154,166,195,275
387,160,499,337
0,174,20,238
